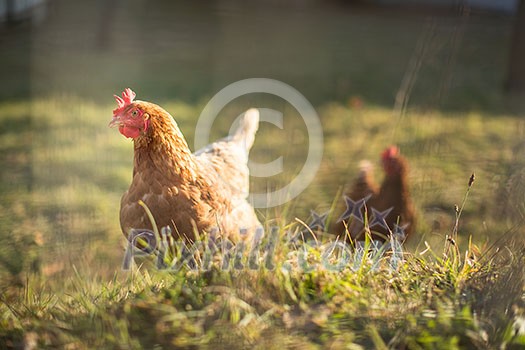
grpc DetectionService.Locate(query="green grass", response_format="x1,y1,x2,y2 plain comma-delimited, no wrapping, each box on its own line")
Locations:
0,226,524,349
0,95,524,349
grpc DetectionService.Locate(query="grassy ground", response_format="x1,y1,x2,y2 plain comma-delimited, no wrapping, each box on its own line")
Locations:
1,230,524,349
1,1,525,349
1,95,524,349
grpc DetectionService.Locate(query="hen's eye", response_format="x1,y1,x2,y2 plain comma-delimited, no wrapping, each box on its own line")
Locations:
131,110,139,118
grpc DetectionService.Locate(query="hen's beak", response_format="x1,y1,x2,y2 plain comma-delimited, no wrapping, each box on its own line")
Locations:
108,116,122,128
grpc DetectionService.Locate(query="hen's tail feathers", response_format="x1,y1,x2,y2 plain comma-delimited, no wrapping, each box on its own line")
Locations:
232,108,260,152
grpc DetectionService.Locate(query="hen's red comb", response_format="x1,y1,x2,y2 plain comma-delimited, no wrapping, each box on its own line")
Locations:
113,88,136,115
381,145,399,160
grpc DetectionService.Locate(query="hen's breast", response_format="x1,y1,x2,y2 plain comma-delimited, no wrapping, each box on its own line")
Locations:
119,168,215,241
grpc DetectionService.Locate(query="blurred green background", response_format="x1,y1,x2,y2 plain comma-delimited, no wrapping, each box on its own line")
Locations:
1,0,524,282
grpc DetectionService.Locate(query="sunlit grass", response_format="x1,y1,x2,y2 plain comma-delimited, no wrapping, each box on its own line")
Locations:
0,93,524,348
0,224,523,348
1,93,524,277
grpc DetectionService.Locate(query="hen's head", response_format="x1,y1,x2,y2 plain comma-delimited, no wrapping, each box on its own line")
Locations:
381,145,407,177
109,88,151,139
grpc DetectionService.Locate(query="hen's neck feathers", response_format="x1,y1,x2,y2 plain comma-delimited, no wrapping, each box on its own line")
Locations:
380,159,409,198
133,102,197,183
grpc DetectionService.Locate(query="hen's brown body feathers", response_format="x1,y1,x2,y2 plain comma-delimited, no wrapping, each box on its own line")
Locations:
118,101,261,242
333,147,415,242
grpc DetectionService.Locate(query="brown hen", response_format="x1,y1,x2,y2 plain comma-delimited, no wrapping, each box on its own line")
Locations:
109,88,261,242
333,146,415,242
